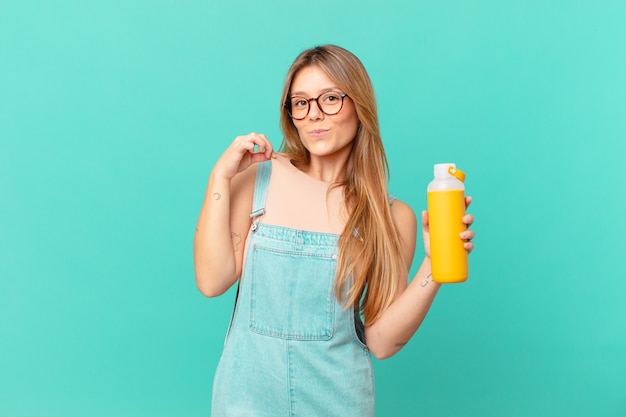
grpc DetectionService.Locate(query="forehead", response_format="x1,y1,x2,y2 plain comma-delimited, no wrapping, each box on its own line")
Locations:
290,66,340,95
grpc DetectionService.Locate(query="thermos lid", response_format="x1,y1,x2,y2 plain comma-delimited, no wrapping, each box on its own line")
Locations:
434,163,466,182
434,163,455,177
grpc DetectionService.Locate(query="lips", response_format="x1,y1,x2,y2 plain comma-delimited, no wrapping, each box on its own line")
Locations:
308,129,329,138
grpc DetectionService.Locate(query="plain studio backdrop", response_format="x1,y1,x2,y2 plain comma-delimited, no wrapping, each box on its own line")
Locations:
1,1,624,416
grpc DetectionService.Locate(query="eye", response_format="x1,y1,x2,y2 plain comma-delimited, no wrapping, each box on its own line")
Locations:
291,97,308,109
323,92,342,103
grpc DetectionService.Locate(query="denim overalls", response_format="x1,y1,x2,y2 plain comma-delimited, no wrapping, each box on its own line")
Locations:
212,160,375,416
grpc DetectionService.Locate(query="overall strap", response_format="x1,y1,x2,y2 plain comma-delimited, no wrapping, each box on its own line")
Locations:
249,160,272,220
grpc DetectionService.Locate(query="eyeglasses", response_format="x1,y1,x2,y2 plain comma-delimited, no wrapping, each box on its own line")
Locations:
284,91,348,120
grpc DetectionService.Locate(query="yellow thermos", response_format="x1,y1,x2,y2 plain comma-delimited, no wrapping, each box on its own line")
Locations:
427,163,468,283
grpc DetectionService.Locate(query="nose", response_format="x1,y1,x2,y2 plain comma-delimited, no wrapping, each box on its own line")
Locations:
308,98,323,120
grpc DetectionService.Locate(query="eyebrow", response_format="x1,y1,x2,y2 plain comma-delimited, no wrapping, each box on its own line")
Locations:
290,87,342,97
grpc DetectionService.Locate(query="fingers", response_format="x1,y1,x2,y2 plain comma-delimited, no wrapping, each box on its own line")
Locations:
462,214,474,228
423,208,475,254
460,223,475,253
424,199,475,253
231,132,275,169
462,197,475,253
214,132,275,180
234,132,274,159
460,229,475,241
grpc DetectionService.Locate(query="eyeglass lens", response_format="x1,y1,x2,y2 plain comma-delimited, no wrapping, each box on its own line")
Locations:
288,91,345,120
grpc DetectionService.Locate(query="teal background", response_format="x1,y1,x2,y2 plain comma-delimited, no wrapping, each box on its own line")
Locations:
1,0,625,416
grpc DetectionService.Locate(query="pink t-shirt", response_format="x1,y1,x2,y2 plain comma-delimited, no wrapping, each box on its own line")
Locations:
259,153,348,235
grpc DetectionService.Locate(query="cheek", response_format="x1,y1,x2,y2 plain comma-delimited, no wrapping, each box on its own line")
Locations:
293,123,307,139
340,115,359,139
339,105,359,136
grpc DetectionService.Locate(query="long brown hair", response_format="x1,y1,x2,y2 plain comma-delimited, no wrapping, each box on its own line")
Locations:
279,45,407,326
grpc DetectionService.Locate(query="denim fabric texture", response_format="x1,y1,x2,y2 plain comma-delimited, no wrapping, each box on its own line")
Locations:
212,160,375,417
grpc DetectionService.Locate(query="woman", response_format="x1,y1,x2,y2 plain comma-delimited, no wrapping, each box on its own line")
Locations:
194,45,475,416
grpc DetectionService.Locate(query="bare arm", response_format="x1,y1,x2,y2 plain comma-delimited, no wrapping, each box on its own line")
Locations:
365,198,475,359
193,133,274,297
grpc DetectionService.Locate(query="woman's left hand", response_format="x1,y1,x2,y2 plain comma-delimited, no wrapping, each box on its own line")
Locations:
422,196,476,258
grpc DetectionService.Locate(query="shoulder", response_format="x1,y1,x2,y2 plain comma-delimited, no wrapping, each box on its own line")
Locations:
389,197,418,267
232,154,280,188
390,198,418,244
231,156,278,203
390,198,417,228
271,152,294,171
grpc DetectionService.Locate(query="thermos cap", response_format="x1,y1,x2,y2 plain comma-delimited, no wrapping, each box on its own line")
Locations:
434,163,466,182
434,163,456,178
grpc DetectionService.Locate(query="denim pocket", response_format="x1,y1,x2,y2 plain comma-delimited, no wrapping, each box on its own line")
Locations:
249,244,336,340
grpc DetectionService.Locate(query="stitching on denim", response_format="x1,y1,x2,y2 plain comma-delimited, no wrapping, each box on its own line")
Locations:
249,245,336,341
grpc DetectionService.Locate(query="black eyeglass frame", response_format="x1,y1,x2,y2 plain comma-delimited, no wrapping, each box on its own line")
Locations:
284,91,349,120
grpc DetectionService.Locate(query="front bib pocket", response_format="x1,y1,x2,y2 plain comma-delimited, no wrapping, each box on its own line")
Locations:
249,244,336,340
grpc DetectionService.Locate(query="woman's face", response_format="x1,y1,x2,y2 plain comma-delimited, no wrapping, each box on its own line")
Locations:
289,66,359,161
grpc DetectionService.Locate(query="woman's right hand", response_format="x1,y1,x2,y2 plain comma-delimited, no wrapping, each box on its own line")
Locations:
213,132,275,181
